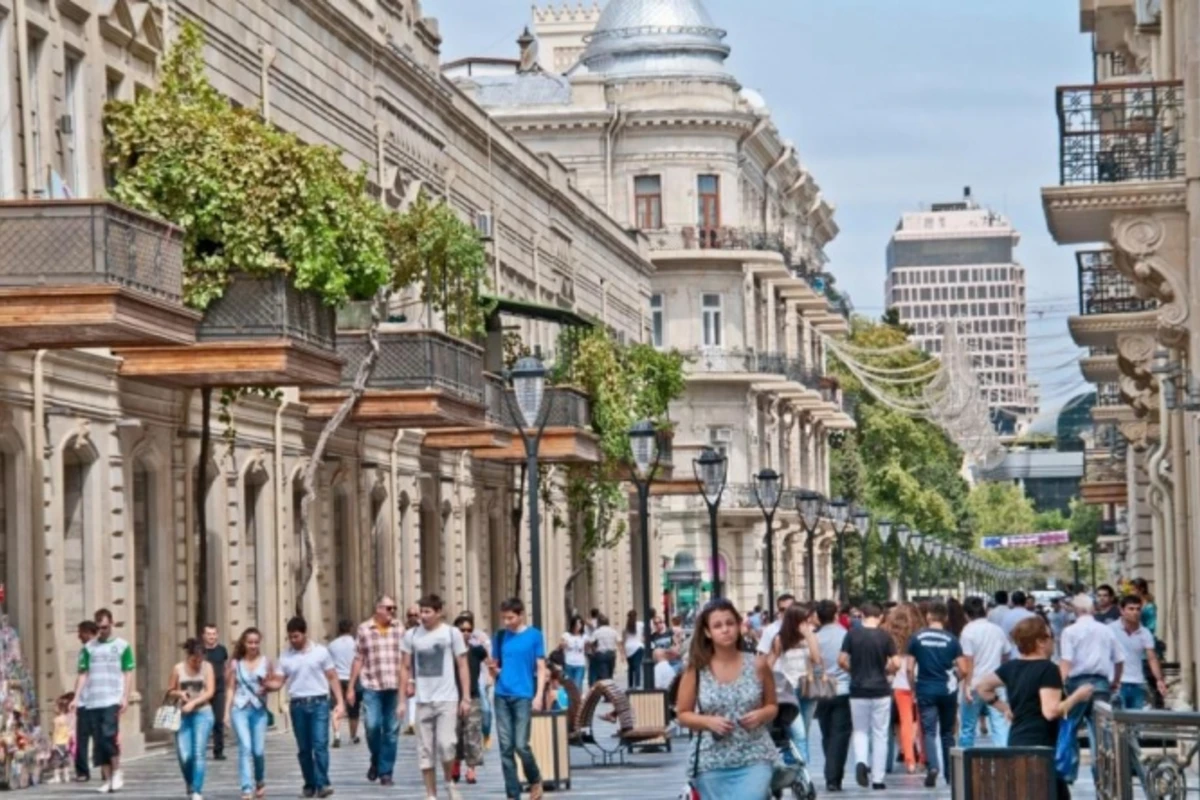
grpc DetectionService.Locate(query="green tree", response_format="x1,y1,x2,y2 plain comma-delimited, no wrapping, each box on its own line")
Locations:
966,482,1040,570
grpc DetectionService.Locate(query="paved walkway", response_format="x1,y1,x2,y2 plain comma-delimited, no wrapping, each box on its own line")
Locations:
21,722,1115,799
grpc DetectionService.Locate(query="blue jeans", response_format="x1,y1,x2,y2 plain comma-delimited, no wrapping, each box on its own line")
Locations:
175,707,214,794
361,688,400,778
959,689,1010,748
564,665,586,690
694,762,773,799
1118,683,1147,710
1064,675,1111,785
495,695,540,798
480,679,493,739
785,696,817,763
627,650,644,689
290,696,332,793
231,705,267,794
917,692,958,777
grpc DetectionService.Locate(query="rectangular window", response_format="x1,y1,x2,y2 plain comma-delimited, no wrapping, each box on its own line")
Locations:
27,33,44,195
650,292,664,348
698,174,720,247
63,53,86,197
634,175,662,230
708,427,731,460
105,68,124,101
701,293,722,347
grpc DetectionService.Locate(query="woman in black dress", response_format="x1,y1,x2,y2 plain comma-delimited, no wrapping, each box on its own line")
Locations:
976,616,1094,800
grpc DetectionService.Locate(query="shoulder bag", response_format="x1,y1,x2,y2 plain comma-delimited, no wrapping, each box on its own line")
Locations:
799,669,836,700
152,690,181,733
235,660,276,728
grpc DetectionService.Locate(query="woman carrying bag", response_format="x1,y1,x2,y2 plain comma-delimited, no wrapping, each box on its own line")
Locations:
167,638,217,800
768,603,824,763
224,627,282,800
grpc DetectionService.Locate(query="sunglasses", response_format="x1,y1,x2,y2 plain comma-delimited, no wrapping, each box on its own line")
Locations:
460,626,474,634
382,605,396,612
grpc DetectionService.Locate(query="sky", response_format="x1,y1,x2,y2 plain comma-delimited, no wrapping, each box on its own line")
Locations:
429,0,1095,410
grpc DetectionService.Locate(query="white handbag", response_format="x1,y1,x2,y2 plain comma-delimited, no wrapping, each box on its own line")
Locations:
152,694,182,733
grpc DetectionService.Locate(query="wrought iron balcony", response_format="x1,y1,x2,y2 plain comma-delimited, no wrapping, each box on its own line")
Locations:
199,273,337,352
1077,249,1157,316
335,329,485,403
1097,382,1123,407
686,349,823,388
485,373,506,425
1056,80,1184,185
647,225,794,262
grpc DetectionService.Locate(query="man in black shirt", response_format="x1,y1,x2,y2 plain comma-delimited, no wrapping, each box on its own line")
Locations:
838,602,899,791
1094,585,1120,623
202,624,229,759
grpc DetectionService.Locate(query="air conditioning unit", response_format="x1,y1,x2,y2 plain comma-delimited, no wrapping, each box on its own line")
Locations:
475,211,494,241
57,114,73,134
711,427,734,444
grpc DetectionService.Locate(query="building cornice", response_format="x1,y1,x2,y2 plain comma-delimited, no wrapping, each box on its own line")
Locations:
1041,179,1186,244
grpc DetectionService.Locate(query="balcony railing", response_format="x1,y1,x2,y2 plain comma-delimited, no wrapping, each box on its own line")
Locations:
1093,50,1135,83
1097,382,1122,407
0,200,185,301
648,225,793,261
198,273,337,351
1056,80,1184,185
485,373,506,425
686,349,823,389
1077,249,1158,316
336,329,485,404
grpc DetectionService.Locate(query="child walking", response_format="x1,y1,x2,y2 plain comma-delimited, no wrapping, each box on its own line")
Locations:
48,694,74,783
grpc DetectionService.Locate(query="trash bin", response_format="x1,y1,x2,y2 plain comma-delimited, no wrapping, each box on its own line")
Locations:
950,746,1056,800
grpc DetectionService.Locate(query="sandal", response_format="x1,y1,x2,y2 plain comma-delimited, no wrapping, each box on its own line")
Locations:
255,784,267,798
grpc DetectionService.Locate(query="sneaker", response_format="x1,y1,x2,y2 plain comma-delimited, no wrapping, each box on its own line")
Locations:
351,737,360,745
96,783,112,794
317,788,334,798
332,737,341,749
855,762,869,788
379,776,393,786
871,783,887,791
448,787,463,800
925,768,939,788
213,753,226,761
192,794,204,800
403,724,415,736
111,772,124,792
366,765,377,782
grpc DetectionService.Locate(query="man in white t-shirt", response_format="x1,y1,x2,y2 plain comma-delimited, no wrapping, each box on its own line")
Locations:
400,594,471,800
756,593,796,656
327,619,360,747
958,597,1011,747
1108,593,1167,711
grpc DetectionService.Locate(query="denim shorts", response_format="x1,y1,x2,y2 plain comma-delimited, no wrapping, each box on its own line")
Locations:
694,761,773,799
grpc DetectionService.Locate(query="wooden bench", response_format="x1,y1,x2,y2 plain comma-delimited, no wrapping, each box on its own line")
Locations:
574,679,669,766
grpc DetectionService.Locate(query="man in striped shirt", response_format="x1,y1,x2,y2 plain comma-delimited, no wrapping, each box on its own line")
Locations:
71,608,134,794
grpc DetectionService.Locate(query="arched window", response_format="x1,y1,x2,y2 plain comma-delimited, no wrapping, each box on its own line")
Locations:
63,445,96,668
243,468,270,630
333,488,352,627
291,477,306,615
370,489,386,605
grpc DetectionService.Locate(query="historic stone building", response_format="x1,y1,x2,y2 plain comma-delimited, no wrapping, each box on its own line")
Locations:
1046,0,1199,702
447,0,855,612
0,0,654,754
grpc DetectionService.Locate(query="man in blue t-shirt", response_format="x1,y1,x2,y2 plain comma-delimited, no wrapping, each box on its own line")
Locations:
907,601,968,789
488,597,546,800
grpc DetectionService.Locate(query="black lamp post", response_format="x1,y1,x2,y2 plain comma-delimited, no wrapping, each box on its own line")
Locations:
829,498,851,605
753,468,783,614
507,355,552,632
853,507,871,601
796,491,824,601
628,420,661,689
1068,548,1082,593
1090,541,1098,590
896,523,911,601
694,448,729,599
877,519,893,601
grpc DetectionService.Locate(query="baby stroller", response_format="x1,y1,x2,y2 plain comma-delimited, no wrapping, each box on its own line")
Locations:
770,672,817,800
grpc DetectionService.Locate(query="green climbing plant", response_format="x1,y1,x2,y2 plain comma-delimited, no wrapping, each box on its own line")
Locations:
104,22,392,310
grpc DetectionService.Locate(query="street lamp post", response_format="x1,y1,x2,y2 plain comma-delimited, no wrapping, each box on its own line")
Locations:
796,491,825,601
507,355,552,632
854,507,871,601
910,534,925,597
1068,548,1082,592
694,448,729,599
754,468,783,614
896,524,911,601
829,498,851,605
628,420,661,689
1090,541,1097,590
877,519,893,601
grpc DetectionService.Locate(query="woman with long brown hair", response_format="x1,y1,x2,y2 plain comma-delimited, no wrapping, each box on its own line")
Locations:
769,603,822,764
883,603,925,773
223,628,282,800
677,599,778,798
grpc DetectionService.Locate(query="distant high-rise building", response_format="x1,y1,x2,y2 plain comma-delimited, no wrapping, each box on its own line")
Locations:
885,188,1037,429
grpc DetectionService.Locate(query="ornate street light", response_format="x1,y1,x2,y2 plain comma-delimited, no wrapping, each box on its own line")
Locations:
627,420,660,689
693,447,729,598
796,491,825,601
853,507,871,601
828,498,851,605
896,523,912,601
1068,547,1082,592
753,468,783,614
507,355,551,631
877,519,893,601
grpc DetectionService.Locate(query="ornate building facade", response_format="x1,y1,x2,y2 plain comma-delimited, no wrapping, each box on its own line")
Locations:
448,0,855,612
1046,0,1199,701
0,0,653,755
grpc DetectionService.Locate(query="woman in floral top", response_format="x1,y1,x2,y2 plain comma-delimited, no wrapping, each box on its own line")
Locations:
677,598,778,799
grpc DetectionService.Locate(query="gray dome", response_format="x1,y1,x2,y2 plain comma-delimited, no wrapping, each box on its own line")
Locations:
580,0,732,81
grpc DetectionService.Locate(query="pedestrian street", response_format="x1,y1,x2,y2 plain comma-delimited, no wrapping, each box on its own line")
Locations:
22,724,1114,799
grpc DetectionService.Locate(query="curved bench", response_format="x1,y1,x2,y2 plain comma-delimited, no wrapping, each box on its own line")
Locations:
576,679,668,766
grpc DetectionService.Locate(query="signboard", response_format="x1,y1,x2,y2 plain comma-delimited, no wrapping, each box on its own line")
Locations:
980,530,1069,550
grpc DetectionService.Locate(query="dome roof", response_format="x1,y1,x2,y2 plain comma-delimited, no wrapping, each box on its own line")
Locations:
580,0,732,81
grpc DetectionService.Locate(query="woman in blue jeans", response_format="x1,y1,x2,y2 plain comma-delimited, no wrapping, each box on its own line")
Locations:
224,628,281,800
168,639,216,800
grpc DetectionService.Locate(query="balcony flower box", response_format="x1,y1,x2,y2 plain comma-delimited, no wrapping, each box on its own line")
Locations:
0,200,201,349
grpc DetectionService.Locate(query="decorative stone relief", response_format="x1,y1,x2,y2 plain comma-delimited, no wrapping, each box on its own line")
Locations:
1112,214,1189,337
1117,420,1159,451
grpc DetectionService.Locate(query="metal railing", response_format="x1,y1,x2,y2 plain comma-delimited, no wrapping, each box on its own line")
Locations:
1094,50,1134,83
198,273,336,351
1093,702,1200,800
1056,80,1184,185
1078,249,1157,316
336,329,485,403
485,373,506,425
0,200,185,301
1097,382,1123,407
685,349,824,388
649,225,794,262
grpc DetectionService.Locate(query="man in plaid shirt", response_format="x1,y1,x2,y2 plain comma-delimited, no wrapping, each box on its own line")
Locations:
347,595,403,785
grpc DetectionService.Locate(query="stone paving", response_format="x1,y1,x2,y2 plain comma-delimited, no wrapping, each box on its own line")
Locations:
20,721,1114,799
